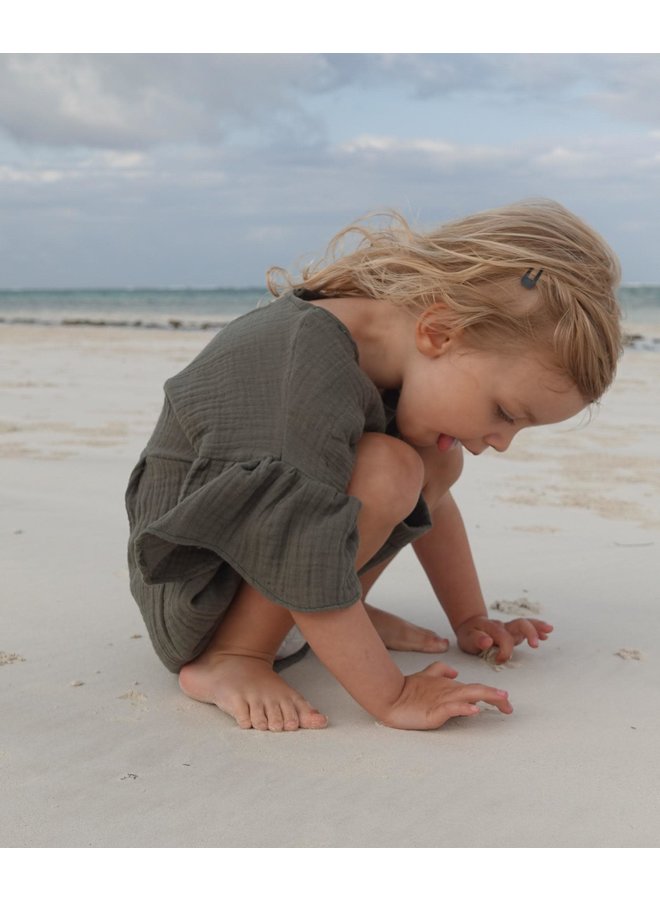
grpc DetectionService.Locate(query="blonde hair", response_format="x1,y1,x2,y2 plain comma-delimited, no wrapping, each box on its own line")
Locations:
267,199,623,403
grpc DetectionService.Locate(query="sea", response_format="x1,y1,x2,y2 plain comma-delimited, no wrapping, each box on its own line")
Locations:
1,285,659,349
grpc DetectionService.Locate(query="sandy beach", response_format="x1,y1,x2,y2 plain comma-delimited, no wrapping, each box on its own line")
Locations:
1,322,659,848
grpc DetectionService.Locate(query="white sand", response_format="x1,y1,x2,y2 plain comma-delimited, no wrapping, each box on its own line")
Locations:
1,323,659,848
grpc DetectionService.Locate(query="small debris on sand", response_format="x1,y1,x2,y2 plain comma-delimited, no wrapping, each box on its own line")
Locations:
70,680,85,687
0,651,25,666
481,647,505,671
118,688,147,704
480,647,522,671
490,597,541,616
615,648,643,661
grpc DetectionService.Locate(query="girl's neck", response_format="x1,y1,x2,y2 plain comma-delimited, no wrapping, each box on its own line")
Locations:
310,296,412,390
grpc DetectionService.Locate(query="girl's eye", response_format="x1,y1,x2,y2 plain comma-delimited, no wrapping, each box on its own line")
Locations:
497,405,515,425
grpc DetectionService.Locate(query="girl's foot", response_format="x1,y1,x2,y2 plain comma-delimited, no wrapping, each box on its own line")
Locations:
178,653,328,732
365,604,449,653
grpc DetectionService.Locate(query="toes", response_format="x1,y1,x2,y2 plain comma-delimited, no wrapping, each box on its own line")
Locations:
395,625,448,653
295,701,328,729
248,703,270,731
264,700,285,732
218,697,253,729
420,631,449,652
279,698,301,732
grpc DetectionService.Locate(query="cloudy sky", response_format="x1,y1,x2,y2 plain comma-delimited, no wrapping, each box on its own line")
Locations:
1,52,659,288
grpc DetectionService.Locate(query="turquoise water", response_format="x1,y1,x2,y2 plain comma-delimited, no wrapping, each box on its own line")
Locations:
0,285,659,334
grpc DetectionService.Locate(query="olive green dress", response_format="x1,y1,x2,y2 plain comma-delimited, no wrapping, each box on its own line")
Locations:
125,292,432,672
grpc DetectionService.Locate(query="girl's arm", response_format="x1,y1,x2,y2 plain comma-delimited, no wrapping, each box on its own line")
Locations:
291,600,512,730
414,490,553,662
414,490,489,629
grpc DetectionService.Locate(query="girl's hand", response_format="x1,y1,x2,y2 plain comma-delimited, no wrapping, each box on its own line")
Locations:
379,661,513,731
455,615,553,664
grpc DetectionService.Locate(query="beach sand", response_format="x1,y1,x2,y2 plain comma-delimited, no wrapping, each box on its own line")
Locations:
1,323,659,848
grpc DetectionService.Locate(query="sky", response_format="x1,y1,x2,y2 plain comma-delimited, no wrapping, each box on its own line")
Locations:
1,51,660,288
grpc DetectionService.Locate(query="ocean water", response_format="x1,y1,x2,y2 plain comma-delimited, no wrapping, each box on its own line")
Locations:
0,287,267,330
0,285,659,344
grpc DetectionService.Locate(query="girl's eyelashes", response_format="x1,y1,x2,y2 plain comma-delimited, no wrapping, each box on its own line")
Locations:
496,405,515,425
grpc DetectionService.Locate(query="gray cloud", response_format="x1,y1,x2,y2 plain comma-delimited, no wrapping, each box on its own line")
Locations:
1,54,659,285
1,54,659,152
0,54,333,149
586,54,660,125
2,125,657,284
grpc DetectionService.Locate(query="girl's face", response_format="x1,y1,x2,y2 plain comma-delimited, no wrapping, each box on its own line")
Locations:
396,328,586,455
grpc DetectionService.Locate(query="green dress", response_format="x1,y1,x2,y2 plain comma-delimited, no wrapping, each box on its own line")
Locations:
125,292,432,672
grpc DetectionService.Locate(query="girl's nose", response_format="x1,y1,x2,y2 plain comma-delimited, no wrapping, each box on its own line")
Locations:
486,431,515,453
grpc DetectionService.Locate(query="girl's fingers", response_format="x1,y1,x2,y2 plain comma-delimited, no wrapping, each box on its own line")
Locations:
428,702,481,726
510,618,539,647
463,617,554,661
470,630,494,652
454,683,513,714
480,688,512,714
484,623,515,662
532,620,554,638
506,618,554,649
422,660,459,679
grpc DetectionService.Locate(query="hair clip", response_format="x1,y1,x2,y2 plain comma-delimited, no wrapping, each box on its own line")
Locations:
293,287,326,301
521,268,544,289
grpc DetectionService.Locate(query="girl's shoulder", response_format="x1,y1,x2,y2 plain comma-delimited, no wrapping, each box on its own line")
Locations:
230,290,359,357
161,293,386,458
179,291,362,389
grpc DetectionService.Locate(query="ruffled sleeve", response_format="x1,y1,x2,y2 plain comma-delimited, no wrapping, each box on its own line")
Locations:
134,455,364,612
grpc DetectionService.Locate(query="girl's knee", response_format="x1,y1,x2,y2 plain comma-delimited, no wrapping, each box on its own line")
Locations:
349,433,425,523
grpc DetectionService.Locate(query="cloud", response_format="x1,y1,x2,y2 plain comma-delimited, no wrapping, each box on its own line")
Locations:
0,54,332,149
583,55,660,125
1,54,659,153
370,54,660,122
338,134,519,168
0,164,65,184
333,131,656,189
372,53,586,98
533,145,597,172
1,54,659,285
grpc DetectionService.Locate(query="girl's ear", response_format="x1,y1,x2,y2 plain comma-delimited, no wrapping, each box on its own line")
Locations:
415,305,460,358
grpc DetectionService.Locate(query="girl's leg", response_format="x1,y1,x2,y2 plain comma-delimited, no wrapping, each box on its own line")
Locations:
179,433,426,732
361,443,465,651
179,578,326,731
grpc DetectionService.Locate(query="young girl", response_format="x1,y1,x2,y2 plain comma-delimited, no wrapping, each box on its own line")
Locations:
126,199,622,732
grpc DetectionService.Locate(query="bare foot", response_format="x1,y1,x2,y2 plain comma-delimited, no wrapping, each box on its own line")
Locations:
365,604,449,653
179,653,328,732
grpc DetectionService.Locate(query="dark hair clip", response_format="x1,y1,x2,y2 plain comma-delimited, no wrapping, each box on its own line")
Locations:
293,287,326,301
521,268,544,289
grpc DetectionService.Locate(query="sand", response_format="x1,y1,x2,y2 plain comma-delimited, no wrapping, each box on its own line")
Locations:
1,322,659,848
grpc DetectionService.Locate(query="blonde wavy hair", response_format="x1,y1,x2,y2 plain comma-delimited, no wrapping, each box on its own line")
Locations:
267,199,622,402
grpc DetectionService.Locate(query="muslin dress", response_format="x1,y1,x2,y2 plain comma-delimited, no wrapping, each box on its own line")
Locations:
125,291,432,672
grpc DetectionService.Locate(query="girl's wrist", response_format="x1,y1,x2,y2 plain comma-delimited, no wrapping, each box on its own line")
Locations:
451,607,489,634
